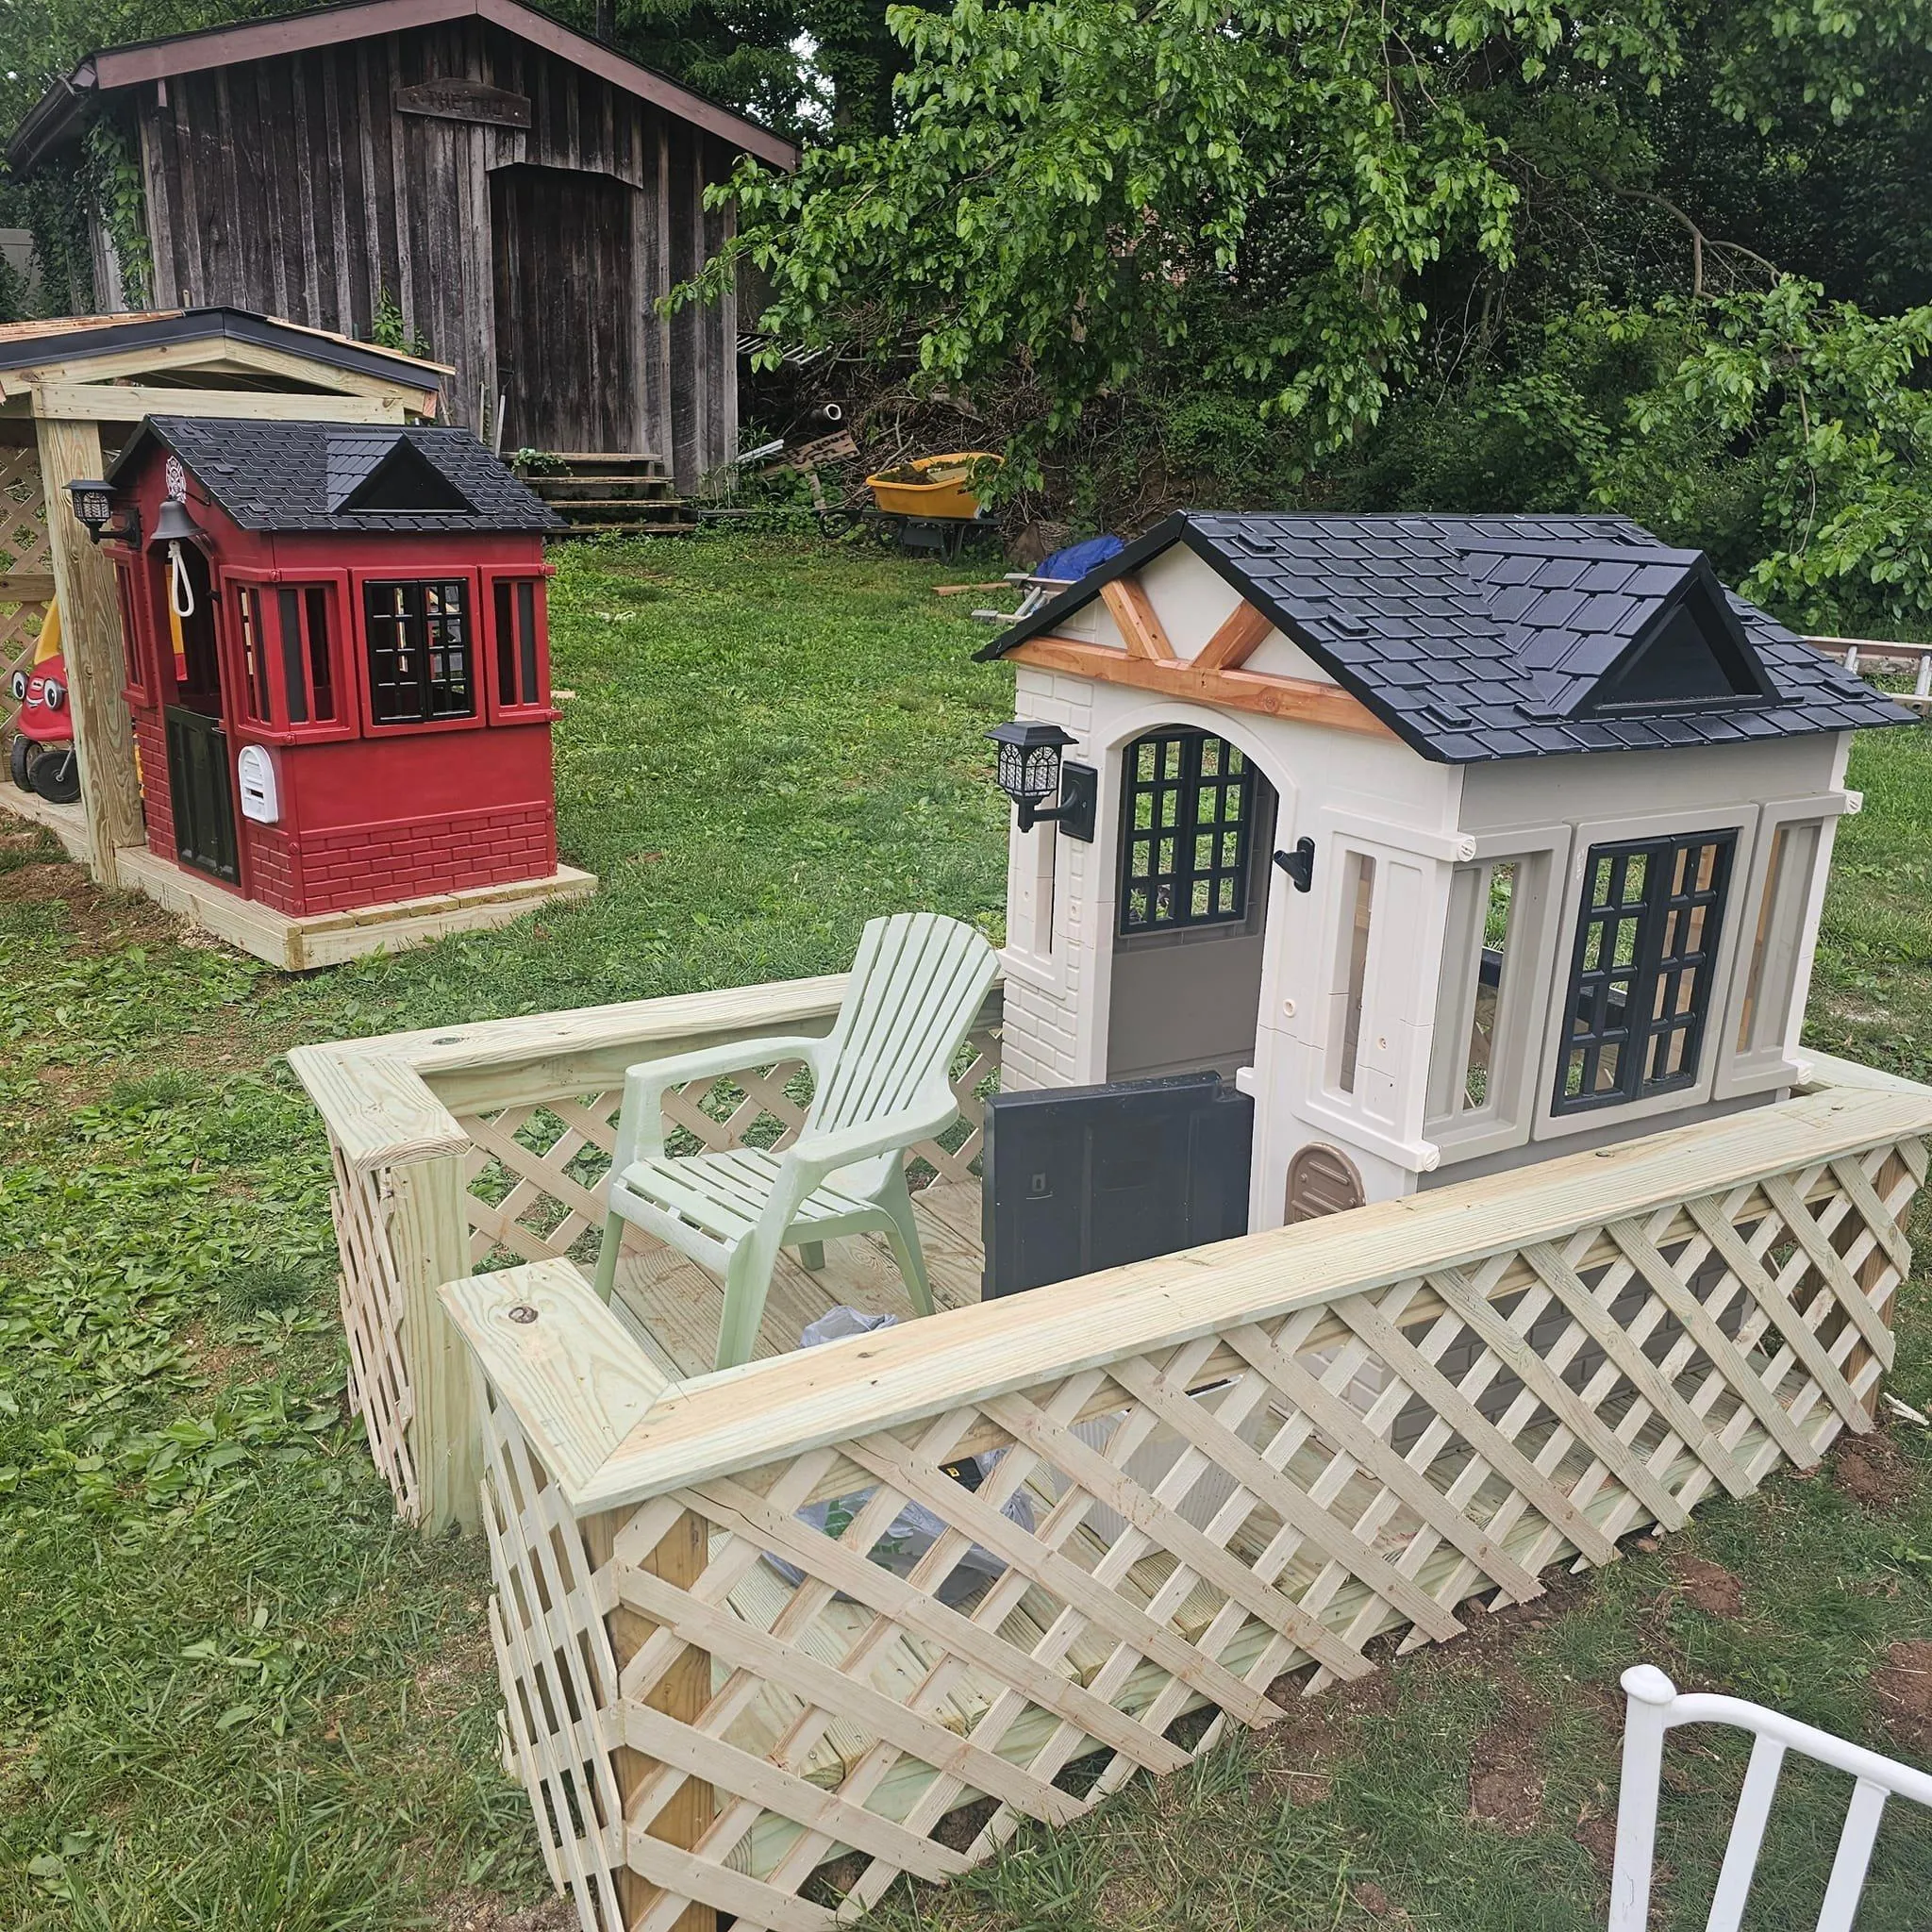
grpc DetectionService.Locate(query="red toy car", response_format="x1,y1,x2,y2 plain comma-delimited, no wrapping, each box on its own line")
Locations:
8,602,80,804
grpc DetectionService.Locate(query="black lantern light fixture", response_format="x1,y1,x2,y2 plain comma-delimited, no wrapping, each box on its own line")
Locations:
66,477,138,547
987,720,1097,841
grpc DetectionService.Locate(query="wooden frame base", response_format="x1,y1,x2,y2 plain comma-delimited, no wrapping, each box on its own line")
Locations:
0,782,92,862
114,843,596,970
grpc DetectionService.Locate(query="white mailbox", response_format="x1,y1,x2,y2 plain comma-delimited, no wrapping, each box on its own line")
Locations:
236,743,279,824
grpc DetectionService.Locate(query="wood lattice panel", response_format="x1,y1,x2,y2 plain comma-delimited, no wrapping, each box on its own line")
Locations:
327,1147,420,1520
0,445,54,748
474,1132,1924,1932
456,1024,1000,1274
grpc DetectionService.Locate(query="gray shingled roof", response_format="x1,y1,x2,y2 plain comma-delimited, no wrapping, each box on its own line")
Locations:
979,512,1911,762
108,417,562,533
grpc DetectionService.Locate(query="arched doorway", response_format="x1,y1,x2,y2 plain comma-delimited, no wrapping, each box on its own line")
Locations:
1106,724,1278,1082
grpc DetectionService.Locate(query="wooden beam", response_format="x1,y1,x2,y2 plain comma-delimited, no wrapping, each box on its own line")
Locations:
1194,598,1275,671
29,382,409,425
36,415,142,889
1099,576,1175,660
1009,634,1397,740
0,337,258,398
0,573,57,602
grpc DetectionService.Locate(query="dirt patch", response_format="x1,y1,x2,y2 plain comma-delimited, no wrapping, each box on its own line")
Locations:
1468,1736,1545,1834
1872,1640,1932,1755
1669,1555,1744,1619
432,1890,576,1932
0,831,182,952
1834,1431,1916,1514
1574,1807,1617,1878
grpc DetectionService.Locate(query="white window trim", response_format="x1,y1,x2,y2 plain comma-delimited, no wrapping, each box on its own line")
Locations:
1530,803,1761,1143
1293,809,1457,1172
1712,790,1858,1101
1426,824,1574,1166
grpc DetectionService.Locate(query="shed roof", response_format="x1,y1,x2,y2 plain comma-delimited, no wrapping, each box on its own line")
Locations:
979,512,1910,762
8,0,797,171
109,416,563,532
0,306,449,391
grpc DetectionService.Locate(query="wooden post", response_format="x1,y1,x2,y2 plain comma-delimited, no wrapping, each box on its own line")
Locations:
34,412,146,889
389,1155,482,1532
585,1505,715,1932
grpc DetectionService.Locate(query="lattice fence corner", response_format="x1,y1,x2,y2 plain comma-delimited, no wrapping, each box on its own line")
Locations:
322,1022,1001,1524
478,1129,1923,1932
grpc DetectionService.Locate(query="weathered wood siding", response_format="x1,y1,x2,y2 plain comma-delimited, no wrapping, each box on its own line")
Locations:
134,17,741,484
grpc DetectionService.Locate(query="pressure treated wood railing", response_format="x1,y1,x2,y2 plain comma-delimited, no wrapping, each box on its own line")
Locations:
288,974,1003,1531
433,1074,1929,1932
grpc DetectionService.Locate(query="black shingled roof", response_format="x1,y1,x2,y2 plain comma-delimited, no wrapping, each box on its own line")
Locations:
978,512,1910,762
108,417,562,534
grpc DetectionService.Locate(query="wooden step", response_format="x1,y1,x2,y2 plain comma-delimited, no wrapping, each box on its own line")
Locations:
531,452,671,478
529,475,680,503
549,496,691,525
547,518,695,541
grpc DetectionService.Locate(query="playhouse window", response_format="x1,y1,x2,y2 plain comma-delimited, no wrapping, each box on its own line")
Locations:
1556,829,1736,1113
1117,729,1254,934
276,586,339,726
235,584,274,724
1335,853,1376,1093
489,575,548,715
364,578,475,724
112,554,153,705
1734,818,1824,1061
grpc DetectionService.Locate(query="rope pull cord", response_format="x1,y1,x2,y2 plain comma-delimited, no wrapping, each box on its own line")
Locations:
168,541,196,620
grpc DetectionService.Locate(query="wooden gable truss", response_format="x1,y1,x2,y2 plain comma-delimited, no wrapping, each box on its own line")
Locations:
1008,572,1397,741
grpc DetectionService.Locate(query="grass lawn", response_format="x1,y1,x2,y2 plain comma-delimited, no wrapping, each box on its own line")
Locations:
4,531,1932,1930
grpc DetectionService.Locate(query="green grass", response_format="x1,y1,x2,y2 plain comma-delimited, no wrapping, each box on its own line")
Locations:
4,531,1932,1929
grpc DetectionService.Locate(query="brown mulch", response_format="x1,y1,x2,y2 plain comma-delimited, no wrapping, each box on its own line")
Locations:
1834,1430,1916,1515
1871,1640,1932,1756
1668,1555,1745,1619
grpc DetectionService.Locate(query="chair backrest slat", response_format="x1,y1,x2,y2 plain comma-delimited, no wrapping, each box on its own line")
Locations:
1816,1777,1890,1932
808,913,997,1139
1609,1666,1932,1932
1706,1735,1784,1932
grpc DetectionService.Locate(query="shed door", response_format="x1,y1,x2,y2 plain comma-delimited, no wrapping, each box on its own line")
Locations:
491,164,641,454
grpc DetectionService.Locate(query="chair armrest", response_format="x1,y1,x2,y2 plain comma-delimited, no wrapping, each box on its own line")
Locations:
610,1034,829,1172
788,1097,957,1179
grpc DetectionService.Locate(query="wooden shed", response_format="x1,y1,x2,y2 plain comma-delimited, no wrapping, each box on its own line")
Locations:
0,308,600,967
7,0,797,490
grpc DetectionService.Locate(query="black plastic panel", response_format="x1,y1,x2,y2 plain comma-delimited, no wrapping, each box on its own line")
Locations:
981,1072,1254,1300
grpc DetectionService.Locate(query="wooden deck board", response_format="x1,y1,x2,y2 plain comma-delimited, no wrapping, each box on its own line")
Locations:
605,1178,985,1379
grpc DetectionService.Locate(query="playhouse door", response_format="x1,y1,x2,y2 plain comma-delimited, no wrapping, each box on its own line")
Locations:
164,706,240,883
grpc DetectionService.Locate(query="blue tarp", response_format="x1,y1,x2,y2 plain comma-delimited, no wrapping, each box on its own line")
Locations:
1038,534,1124,583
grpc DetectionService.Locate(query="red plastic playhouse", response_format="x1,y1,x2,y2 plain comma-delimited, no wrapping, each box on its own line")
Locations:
90,416,589,947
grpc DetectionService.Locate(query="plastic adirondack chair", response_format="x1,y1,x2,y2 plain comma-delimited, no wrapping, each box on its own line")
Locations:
591,912,999,1370
1609,1663,1932,1931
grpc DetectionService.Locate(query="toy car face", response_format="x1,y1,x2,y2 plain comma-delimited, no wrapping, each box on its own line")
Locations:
11,651,73,744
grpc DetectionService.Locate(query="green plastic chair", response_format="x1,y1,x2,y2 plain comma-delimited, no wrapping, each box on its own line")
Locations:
591,912,999,1370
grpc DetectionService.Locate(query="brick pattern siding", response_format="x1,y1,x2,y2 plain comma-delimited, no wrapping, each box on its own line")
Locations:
133,709,173,859
275,801,556,914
